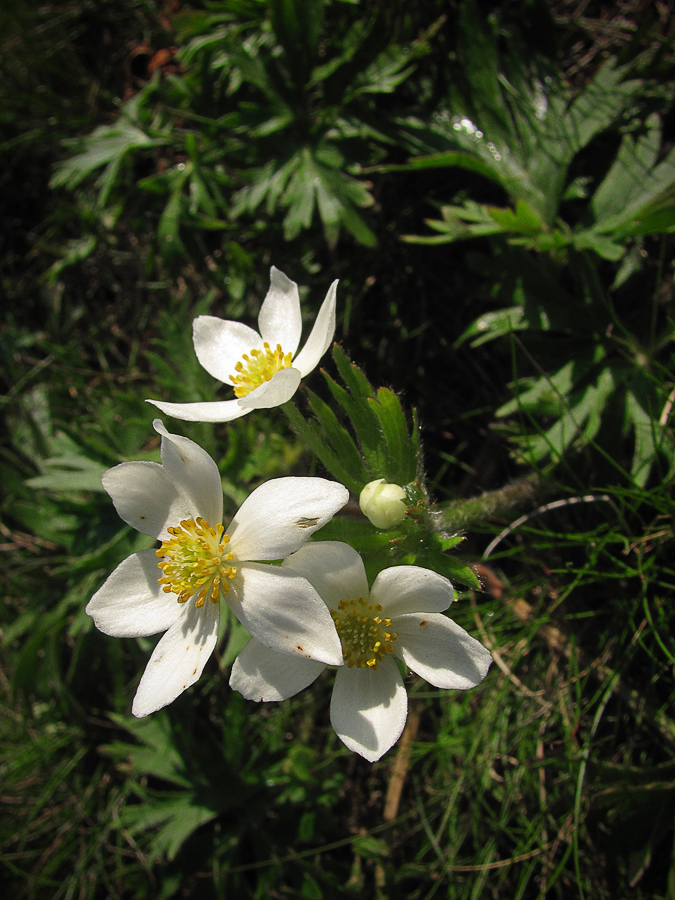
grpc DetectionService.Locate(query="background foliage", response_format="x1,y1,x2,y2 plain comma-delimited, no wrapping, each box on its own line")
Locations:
2,1,675,898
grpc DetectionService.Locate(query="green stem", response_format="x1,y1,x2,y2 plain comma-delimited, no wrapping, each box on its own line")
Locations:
433,474,547,532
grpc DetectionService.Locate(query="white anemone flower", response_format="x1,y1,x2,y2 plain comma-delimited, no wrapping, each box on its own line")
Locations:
230,541,493,762
147,267,337,422
86,421,347,717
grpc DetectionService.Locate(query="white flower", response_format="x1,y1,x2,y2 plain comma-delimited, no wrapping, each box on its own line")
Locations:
147,267,337,422
86,420,347,717
230,541,492,762
359,478,408,529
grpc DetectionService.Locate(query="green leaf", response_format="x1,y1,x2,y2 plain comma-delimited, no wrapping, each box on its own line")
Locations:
386,149,504,183
589,115,675,241
367,387,417,484
51,119,164,191
590,114,663,222
232,157,295,217
562,60,641,157
228,44,281,99
624,385,674,487
122,795,218,861
432,554,481,590
322,371,383,474
433,534,465,551
497,346,607,418
270,0,325,74
46,235,97,281
347,43,415,98
455,1,513,149
457,305,548,348
307,16,371,87
283,400,360,491
325,347,385,472
219,609,251,669
332,345,377,404
352,834,389,859
26,456,106,493
233,147,375,247
300,872,323,899
488,199,543,235
572,230,625,261
282,157,316,239
601,185,675,241
306,390,370,488
624,200,675,237
563,176,592,201
287,346,420,494
158,171,190,260
516,366,617,463
105,714,194,788
404,199,504,244
612,243,645,290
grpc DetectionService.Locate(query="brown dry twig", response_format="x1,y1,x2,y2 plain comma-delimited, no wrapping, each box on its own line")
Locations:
383,702,422,823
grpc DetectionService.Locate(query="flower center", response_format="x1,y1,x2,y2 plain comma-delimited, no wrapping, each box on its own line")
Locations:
229,342,293,398
156,517,236,608
330,597,397,669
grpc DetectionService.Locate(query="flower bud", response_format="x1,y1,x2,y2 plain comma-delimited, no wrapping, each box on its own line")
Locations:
359,479,407,529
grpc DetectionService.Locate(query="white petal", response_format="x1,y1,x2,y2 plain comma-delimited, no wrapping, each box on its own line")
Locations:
330,658,407,762
132,599,220,717
153,420,223,526
146,397,252,423
227,563,343,665
86,549,183,637
292,279,337,377
227,477,349,561
282,541,368,610
369,566,454,617
192,316,264,384
394,613,492,690
230,638,325,702
258,267,302,356
238,367,301,409
102,461,190,540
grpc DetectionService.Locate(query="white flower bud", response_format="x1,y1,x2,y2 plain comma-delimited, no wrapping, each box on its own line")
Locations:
359,479,407,529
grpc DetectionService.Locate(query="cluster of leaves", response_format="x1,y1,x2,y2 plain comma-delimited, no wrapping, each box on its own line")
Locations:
285,345,421,495
36,0,675,487
284,345,480,590
402,56,673,261
395,4,675,484
50,0,443,271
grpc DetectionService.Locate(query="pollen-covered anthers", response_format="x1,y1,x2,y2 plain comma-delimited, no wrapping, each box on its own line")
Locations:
330,597,397,669
156,517,236,608
229,342,293,398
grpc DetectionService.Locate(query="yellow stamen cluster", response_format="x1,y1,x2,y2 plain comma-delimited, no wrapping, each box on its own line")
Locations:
330,597,397,669
156,517,236,608
229,342,293,398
